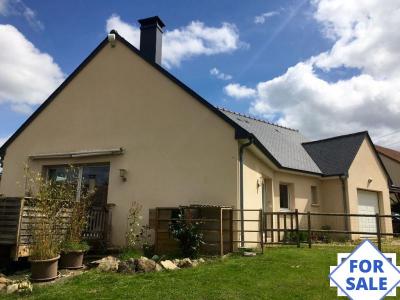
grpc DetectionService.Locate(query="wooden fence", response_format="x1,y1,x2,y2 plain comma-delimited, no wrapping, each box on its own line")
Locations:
151,206,264,256
0,197,111,259
264,210,397,251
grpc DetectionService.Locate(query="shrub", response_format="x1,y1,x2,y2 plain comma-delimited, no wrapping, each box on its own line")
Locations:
169,209,204,258
24,168,73,260
125,201,143,249
62,169,93,252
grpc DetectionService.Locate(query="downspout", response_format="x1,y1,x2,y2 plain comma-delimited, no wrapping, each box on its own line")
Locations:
340,174,350,234
239,137,253,247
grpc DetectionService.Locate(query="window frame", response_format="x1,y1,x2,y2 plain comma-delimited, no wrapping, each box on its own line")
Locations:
279,184,290,211
311,185,319,206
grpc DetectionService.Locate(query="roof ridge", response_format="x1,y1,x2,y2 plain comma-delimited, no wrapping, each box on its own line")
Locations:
217,106,298,132
302,131,368,145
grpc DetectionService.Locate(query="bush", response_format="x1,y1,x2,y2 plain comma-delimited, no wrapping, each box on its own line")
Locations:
169,209,204,258
24,167,74,260
125,201,143,249
62,168,93,252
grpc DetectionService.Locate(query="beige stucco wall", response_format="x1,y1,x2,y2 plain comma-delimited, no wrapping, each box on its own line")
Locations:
347,139,392,236
242,149,324,244
379,154,400,187
0,39,239,246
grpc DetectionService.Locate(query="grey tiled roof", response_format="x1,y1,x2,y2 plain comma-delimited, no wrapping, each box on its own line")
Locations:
303,132,367,176
219,108,322,174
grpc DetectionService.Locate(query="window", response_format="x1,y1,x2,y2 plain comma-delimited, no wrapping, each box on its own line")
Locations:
46,164,110,205
311,186,319,205
279,184,289,210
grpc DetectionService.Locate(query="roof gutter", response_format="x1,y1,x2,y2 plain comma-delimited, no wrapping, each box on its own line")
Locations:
239,136,253,247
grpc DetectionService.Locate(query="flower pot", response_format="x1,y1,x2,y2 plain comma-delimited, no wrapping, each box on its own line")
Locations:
29,255,60,282
59,250,85,269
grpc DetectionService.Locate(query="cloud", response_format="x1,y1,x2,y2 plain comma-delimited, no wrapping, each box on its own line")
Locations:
254,11,279,24
106,14,243,68
0,0,43,30
242,0,400,146
210,67,232,80
0,24,64,114
224,83,256,100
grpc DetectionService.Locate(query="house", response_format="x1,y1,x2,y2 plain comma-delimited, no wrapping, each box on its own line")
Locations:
0,16,393,249
375,145,400,212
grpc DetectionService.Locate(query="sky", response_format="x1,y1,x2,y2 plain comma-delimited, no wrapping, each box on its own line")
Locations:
0,0,400,149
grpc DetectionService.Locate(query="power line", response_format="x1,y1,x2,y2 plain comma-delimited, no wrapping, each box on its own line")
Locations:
374,129,400,141
382,139,400,148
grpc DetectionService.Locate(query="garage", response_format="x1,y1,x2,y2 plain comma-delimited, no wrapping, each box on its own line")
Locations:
357,190,380,237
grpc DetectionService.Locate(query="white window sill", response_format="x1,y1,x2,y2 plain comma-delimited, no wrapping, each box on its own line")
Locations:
311,204,320,207
279,208,291,212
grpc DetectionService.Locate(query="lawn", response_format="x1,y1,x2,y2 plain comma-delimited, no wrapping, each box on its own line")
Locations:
4,245,399,299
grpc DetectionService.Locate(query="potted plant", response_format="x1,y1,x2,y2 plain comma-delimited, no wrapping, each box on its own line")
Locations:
59,175,93,269
25,169,71,281
138,225,155,258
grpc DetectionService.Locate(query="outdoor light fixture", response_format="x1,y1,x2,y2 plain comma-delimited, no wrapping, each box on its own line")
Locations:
119,169,127,182
257,177,264,190
368,178,373,185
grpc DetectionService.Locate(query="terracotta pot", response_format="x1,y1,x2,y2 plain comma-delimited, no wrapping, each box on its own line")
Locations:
59,250,85,269
29,255,60,282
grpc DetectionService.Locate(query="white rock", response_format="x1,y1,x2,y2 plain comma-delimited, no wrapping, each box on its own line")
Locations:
160,260,179,270
178,258,193,268
243,251,256,257
97,256,120,272
155,263,163,272
6,283,19,294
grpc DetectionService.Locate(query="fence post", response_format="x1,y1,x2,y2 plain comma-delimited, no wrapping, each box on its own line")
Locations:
375,213,382,251
307,211,312,248
259,210,264,254
270,213,274,244
229,209,233,252
277,213,281,243
220,208,224,257
283,213,287,244
295,209,300,248
154,208,159,254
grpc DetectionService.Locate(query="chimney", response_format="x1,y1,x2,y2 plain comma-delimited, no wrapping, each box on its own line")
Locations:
138,16,165,65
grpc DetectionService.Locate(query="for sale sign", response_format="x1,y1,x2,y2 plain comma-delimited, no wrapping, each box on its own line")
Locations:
329,240,400,299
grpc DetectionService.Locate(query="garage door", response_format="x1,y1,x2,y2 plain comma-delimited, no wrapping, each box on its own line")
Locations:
357,190,379,237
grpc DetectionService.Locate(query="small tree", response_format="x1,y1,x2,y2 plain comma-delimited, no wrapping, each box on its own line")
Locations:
25,168,74,260
169,209,204,258
62,176,93,252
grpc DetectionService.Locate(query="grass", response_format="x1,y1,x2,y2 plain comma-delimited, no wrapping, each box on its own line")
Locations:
4,245,400,299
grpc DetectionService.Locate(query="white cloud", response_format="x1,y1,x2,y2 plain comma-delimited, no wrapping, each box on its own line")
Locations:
210,67,232,80
0,24,64,113
0,0,43,30
224,83,256,100
106,14,243,68
254,11,279,24
244,0,400,145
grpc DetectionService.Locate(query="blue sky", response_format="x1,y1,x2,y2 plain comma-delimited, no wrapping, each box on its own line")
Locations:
1,0,400,148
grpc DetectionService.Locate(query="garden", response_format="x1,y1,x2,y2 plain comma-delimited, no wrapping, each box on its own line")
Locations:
1,167,399,299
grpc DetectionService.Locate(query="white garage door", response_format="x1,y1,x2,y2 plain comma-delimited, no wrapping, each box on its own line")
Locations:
357,190,379,237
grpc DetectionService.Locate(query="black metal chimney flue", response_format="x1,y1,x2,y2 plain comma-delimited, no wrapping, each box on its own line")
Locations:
138,16,165,65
